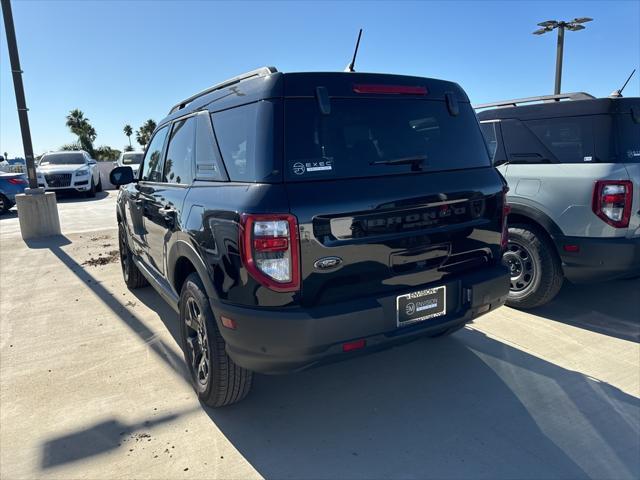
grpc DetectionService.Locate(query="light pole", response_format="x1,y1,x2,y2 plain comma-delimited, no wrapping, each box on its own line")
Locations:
2,0,60,239
533,17,592,95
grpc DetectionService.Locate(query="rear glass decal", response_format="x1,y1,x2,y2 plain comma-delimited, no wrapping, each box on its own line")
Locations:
292,159,333,175
628,149,640,158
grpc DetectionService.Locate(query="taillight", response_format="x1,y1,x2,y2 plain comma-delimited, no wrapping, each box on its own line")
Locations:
592,180,633,228
7,177,27,185
240,214,300,292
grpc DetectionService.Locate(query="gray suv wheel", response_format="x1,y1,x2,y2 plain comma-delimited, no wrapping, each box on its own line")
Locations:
504,224,564,309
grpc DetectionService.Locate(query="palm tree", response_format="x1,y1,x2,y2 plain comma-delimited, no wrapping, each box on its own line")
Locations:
123,124,133,148
135,119,157,148
65,109,96,156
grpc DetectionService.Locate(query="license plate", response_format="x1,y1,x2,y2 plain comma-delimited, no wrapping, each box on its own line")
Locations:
396,286,446,326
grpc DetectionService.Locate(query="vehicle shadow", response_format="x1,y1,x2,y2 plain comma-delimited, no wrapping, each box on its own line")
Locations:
130,286,182,345
54,190,110,203
29,234,640,478
204,328,640,480
531,279,640,343
0,208,18,220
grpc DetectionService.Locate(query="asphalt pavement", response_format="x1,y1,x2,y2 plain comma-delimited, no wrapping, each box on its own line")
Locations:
1,191,638,479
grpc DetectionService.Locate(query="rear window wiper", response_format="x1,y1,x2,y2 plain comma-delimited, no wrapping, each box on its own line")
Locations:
370,155,428,171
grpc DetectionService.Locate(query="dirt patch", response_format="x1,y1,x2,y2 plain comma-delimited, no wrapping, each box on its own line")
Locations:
83,250,119,267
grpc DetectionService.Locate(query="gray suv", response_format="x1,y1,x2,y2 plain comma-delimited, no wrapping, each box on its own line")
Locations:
477,92,640,308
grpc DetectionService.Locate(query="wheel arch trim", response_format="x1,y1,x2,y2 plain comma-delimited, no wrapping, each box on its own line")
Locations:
508,202,564,239
167,239,217,301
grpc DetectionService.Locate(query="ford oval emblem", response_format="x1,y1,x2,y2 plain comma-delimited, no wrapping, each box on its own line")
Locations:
314,256,343,270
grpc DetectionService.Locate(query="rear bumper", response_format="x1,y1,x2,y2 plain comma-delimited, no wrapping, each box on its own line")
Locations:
212,264,509,374
556,235,640,283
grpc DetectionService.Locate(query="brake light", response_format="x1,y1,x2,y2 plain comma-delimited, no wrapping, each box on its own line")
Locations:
353,84,427,95
7,177,27,185
240,214,300,292
592,180,633,228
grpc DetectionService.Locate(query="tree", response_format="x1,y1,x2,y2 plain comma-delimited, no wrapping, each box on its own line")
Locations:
94,146,121,161
135,119,157,148
124,145,134,152
123,124,133,148
65,109,97,156
59,142,82,151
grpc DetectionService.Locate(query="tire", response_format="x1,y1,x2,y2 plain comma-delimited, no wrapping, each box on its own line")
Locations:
86,178,96,198
503,224,563,309
179,273,252,408
96,174,103,192
0,194,11,214
118,222,148,289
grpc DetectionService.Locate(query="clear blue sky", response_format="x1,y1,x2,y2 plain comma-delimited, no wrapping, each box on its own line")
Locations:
1,0,638,157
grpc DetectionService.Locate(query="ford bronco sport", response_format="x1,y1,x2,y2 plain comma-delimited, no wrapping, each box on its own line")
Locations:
477,92,640,309
110,67,510,407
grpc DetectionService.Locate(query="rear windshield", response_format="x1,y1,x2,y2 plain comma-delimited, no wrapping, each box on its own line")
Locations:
40,153,85,165
284,99,489,181
122,153,143,165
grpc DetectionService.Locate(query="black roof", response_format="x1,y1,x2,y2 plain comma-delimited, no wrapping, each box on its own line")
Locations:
477,96,639,121
158,68,470,128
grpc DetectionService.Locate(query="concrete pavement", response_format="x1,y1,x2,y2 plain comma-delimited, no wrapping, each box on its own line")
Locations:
1,191,638,479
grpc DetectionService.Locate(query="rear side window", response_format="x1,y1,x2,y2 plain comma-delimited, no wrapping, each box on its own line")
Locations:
617,113,640,163
480,122,498,160
284,99,489,181
164,117,196,184
141,126,169,182
525,117,595,163
211,101,280,182
195,113,226,181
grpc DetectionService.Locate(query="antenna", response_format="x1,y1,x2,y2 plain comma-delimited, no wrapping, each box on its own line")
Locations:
344,29,363,72
610,69,636,98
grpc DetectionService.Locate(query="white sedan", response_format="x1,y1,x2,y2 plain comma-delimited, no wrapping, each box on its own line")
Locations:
37,151,102,197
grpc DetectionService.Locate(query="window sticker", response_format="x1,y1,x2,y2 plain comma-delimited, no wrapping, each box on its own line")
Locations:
292,158,333,175
627,149,640,158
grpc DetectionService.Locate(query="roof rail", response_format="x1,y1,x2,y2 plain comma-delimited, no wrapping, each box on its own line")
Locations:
168,66,278,114
474,92,595,110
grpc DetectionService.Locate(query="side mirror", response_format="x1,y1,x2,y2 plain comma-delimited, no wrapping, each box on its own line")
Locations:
110,166,135,185
88,159,97,165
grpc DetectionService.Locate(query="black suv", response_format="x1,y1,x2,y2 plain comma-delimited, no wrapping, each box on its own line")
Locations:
111,67,510,407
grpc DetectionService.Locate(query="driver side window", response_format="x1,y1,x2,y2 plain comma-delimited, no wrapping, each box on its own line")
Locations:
141,126,169,182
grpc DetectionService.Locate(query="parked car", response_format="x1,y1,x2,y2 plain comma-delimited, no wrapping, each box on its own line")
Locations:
110,67,510,407
0,171,28,213
37,150,102,197
0,157,25,174
114,151,144,178
476,92,640,309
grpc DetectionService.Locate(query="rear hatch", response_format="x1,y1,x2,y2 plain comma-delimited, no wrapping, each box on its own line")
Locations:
615,100,640,236
282,73,505,307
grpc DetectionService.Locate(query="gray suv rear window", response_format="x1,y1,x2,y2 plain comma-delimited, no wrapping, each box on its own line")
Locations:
284,99,489,181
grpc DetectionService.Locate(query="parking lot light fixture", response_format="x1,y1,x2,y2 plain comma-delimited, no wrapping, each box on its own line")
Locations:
2,0,61,240
533,17,593,95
